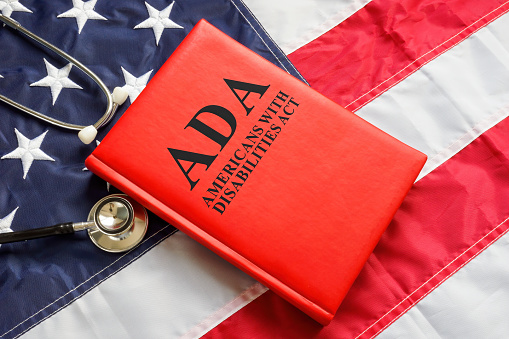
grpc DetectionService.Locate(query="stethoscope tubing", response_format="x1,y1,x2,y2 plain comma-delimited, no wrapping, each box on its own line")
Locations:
0,222,78,244
0,13,128,146
0,14,114,131
0,195,147,252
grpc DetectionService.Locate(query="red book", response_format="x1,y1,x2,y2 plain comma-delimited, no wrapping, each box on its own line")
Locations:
85,20,426,325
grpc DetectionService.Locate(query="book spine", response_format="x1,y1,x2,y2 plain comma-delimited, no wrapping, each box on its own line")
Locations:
85,154,335,325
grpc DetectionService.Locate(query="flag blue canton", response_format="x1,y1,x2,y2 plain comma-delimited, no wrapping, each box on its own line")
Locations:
0,1,305,337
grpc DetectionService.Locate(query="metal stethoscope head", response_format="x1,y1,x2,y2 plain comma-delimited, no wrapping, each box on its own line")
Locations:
0,194,148,253
0,14,129,144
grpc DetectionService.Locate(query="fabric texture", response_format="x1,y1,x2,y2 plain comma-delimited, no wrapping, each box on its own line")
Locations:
0,0,507,338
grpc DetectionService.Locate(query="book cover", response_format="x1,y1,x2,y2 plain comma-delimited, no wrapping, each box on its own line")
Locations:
85,19,426,325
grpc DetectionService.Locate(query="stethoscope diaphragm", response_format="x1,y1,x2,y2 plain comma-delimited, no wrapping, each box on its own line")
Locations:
0,194,148,253
87,195,148,253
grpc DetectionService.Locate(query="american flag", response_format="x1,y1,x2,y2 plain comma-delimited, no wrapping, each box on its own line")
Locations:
1,0,509,338
0,1,301,338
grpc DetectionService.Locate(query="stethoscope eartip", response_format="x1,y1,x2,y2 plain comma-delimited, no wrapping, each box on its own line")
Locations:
77,87,127,144
112,87,129,105
78,125,98,144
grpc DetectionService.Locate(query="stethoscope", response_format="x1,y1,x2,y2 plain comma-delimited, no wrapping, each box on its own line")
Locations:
0,17,149,252
0,194,148,252
0,14,129,144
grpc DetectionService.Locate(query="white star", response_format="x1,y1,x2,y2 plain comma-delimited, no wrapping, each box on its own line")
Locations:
120,67,153,103
134,1,183,46
30,58,82,105
0,207,18,234
1,129,55,179
57,0,106,34
0,0,32,18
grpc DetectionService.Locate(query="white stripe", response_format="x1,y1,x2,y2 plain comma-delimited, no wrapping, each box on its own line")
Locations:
180,282,267,339
356,11,509,180
20,232,262,339
241,0,372,54
377,230,509,339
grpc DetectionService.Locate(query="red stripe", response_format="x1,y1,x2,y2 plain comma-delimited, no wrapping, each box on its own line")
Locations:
288,0,509,112
366,217,509,337
204,113,509,339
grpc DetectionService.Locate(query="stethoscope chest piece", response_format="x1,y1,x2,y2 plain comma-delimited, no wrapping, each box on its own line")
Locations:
87,194,148,253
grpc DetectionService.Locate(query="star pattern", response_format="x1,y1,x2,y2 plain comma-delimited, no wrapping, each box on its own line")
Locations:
0,0,32,18
1,129,55,179
30,59,82,105
0,207,18,234
57,0,106,34
120,67,153,103
134,1,183,46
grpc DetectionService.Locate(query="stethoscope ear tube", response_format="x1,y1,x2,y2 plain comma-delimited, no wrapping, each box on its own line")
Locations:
0,14,129,145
